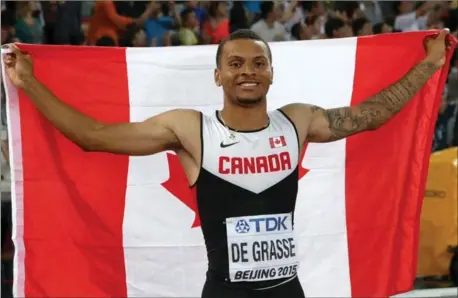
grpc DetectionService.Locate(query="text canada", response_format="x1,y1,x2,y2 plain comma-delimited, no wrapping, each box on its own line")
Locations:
219,152,292,174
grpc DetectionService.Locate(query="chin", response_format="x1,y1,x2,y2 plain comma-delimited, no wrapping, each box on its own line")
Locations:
235,96,264,106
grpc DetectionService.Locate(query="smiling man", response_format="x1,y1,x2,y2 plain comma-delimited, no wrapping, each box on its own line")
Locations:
2,28,451,298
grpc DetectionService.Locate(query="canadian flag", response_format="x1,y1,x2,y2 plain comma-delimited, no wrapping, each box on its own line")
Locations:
2,31,456,298
269,136,287,148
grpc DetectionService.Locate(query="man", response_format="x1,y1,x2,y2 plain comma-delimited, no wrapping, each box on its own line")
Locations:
178,8,199,46
250,1,288,42
2,28,451,298
324,17,353,38
352,17,373,36
393,1,435,32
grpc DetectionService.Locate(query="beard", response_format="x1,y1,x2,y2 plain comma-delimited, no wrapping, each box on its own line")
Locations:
235,96,265,107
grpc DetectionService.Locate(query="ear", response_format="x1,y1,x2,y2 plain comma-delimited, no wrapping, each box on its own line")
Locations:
270,67,274,85
214,68,222,87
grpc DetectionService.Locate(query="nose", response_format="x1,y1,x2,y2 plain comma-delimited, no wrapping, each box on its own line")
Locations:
241,62,256,76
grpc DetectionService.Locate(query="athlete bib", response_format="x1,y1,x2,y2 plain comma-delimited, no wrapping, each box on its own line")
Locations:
225,213,299,282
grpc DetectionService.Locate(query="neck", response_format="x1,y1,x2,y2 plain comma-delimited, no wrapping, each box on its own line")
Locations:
265,17,275,27
220,99,268,131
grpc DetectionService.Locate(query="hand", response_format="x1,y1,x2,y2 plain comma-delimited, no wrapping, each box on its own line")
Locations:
424,28,453,68
2,44,34,89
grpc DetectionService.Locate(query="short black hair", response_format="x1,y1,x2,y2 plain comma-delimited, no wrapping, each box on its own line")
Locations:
180,7,194,24
260,1,275,20
372,22,384,34
290,22,302,40
95,36,116,47
119,23,142,47
325,18,345,38
352,17,369,36
392,1,401,15
215,29,272,68
301,1,319,12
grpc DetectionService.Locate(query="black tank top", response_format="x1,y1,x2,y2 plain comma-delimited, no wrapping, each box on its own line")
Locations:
195,110,301,289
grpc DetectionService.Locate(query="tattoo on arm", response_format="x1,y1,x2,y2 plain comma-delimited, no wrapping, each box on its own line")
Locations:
368,61,438,114
310,61,439,142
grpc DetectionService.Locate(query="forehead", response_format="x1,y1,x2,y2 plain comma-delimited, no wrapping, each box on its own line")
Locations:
222,39,270,60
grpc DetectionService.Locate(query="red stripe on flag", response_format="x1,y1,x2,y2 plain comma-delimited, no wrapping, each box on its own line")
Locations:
346,32,455,297
15,45,130,297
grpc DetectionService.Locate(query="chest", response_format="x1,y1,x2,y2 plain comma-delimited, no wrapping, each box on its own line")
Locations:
201,116,299,194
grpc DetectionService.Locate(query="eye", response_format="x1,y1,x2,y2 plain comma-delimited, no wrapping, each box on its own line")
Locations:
230,62,241,68
255,61,266,67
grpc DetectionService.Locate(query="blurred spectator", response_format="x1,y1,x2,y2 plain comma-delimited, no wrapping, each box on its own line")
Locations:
95,35,116,46
87,1,153,46
393,1,434,32
360,1,384,24
157,2,179,30
352,17,373,36
202,1,229,44
178,8,199,46
182,1,206,24
280,1,304,32
250,1,288,42
303,1,326,26
1,9,16,44
229,1,249,33
53,1,84,45
325,17,353,38
244,0,262,20
40,1,57,44
444,5,457,37
1,200,13,298
202,1,230,44
15,1,43,44
144,2,171,47
433,86,457,152
333,1,363,23
373,22,393,34
114,1,148,18
119,23,147,47
290,22,313,40
306,15,326,39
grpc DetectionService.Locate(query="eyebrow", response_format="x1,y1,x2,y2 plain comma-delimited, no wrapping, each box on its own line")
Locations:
227,55,268,60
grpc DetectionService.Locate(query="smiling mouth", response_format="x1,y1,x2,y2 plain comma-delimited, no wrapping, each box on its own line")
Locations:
237,82,259,87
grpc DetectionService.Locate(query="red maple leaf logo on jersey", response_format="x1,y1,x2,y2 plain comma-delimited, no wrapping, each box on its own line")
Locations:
161,143,310,228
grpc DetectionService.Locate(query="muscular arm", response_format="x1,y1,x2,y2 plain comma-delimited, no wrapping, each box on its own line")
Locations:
23,77,191,155
306,60,439,143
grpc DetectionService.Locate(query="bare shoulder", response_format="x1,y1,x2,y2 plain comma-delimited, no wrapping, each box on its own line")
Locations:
150,108,201,140
279,103,317,145
145,108,201,126
169,108,201,134
162,109,202,185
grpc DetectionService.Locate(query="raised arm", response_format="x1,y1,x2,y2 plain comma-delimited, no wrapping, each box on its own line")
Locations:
2,44,196,156
306,59,439,142
283,29,452,144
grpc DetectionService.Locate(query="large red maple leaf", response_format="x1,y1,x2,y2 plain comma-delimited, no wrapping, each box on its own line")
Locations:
161,144,310,228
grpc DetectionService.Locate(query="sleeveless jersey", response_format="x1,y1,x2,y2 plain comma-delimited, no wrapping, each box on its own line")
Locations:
195,110,301,289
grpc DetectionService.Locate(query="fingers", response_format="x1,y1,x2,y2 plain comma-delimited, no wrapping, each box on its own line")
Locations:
437,28,450,41
2,44,19,63
1,43,31,67
2,50,15,68
7,43,21,54
446,38,452,51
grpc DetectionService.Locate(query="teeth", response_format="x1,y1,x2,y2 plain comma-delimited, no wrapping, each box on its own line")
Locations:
241,83,257,87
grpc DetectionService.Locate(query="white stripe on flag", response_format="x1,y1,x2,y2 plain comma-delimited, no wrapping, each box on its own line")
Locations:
2,56,25,298
123,37,357,296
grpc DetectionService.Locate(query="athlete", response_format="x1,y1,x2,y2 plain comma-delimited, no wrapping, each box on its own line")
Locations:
2,28,452,298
